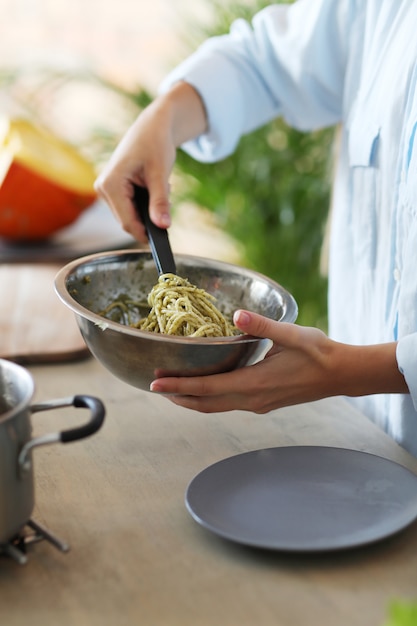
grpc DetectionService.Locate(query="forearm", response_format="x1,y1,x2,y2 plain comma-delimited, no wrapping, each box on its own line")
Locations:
154,81,208,148
328,341,409,398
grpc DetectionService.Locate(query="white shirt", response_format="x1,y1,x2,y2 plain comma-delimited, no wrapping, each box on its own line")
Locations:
161,0,417,456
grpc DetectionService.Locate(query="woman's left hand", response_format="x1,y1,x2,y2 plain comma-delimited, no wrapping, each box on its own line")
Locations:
149,310,339,413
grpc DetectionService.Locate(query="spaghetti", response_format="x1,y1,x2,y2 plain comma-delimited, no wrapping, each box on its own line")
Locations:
100,273,239,338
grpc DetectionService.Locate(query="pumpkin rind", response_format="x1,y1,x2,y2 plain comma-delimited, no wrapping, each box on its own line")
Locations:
0,118,97,241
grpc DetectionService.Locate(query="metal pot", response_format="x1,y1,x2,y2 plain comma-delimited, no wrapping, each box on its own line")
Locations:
0,358,105,545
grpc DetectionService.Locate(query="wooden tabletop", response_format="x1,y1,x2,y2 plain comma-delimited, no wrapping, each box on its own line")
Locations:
1,357,417,626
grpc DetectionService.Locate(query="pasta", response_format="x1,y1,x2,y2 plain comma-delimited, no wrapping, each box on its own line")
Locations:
100,273,239,338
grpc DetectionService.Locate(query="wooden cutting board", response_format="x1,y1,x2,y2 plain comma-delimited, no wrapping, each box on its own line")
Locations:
0,263,90,364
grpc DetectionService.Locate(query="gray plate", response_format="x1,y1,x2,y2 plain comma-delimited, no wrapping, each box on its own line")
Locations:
185,446,417,552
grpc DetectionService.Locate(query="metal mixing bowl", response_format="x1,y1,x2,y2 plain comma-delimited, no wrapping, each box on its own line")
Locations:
54,250,298,391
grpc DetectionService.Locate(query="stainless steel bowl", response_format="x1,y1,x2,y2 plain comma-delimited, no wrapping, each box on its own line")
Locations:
55,250,298,391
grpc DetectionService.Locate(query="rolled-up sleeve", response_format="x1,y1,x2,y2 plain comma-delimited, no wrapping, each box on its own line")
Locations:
397,334,417,410
159,0,355,162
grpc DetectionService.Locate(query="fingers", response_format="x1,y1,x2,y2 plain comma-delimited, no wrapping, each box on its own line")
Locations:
95,166,173,242
150,370,237,397
234,310,300,345
95,172,146,241
150,360,276,414
167,391,246,414
146,175,172,229
150,365,260,405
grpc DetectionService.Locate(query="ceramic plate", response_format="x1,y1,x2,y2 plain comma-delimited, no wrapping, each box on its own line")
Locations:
185,446,417,552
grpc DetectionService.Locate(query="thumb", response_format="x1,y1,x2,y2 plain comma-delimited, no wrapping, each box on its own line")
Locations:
233,310,298,344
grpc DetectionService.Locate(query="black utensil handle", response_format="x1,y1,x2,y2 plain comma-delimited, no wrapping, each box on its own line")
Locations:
133,184,177,275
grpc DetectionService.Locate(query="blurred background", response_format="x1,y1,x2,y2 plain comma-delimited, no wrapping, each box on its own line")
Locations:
0,0,211,155
0,0,334,328
0,0,209,90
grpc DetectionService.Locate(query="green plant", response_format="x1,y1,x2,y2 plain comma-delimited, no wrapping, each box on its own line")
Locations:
173,0,335,329
383,600,417,626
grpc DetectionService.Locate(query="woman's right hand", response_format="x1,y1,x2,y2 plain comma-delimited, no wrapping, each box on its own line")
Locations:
94,82,208,242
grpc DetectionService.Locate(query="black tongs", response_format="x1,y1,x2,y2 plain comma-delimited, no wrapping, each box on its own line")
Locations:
133,184,177,276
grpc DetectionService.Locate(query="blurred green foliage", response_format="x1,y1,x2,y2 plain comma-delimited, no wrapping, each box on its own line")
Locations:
172,0,336,329
383,600,417,626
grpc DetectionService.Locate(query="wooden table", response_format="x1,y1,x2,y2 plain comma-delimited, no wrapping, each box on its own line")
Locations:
1,357,416,626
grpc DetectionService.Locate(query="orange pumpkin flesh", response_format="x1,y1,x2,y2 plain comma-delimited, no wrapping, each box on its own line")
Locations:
0,118,97,241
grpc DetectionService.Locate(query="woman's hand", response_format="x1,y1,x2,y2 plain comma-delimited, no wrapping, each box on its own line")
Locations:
150,310,408,413
95,82,208,241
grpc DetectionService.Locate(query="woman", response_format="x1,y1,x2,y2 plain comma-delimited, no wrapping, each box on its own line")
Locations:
95,0,417,456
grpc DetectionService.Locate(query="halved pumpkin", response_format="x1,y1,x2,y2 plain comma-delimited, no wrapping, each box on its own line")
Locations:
0,117,97,241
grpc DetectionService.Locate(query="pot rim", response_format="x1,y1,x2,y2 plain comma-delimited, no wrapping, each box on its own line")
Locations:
0,359,35,424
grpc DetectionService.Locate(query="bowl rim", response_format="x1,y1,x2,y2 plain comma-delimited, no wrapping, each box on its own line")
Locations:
54,249,298,345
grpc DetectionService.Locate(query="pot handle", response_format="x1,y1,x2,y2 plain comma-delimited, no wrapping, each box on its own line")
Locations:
18,395,105,472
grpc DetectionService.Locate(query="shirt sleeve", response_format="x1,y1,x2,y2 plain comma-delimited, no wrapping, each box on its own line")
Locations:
159,0,356,162
397,334,417,410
